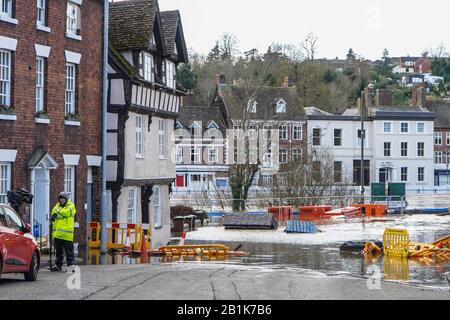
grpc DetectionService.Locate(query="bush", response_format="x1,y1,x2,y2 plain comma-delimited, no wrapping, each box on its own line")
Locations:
170,205,194,220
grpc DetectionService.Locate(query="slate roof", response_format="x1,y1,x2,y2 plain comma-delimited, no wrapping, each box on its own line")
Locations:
425,101,450,128
305,106,333,116
177,105,228,134
160,11,178,55
216,84,306,122
109,0,158,51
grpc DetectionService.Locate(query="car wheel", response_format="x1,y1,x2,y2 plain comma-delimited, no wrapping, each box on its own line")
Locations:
24,252,38,281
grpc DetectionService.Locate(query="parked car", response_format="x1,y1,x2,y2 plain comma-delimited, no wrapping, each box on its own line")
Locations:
0,204,40,281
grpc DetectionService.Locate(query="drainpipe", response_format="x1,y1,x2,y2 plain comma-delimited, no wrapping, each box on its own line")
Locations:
100,0,109,254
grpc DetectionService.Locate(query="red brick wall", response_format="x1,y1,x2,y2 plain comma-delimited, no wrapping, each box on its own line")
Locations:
0,0,103,244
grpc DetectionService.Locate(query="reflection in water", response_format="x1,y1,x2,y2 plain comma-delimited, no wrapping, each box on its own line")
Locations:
78,235,450,289
383,256,409,281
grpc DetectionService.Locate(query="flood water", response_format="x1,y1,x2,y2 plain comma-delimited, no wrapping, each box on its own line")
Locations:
76,214,450,290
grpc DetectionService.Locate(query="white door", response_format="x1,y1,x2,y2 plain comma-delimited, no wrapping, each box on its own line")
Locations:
33,167,50,236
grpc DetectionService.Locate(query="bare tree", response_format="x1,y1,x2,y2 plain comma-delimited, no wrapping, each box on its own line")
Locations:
301,32,319,61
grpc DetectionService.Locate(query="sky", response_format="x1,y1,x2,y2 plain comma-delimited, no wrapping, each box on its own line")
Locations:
157,0,450,60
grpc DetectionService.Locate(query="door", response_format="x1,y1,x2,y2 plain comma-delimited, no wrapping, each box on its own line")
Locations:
33,167,50,236
3,206,31,271
379,168,390,183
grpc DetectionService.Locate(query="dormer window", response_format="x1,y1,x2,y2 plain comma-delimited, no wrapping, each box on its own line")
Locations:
276,99,286,113
208,121,219,130
248,99,257,113
143,52,154,82
174,41,178,55
175,121,183,129
190,121,201,135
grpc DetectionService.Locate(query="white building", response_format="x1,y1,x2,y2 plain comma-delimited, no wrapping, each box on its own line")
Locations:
106,1,188,248
306,87,435,193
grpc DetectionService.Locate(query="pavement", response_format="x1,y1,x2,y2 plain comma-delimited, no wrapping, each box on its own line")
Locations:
0,262,449,300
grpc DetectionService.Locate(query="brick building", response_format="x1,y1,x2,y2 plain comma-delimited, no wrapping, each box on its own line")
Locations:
0,0,104,244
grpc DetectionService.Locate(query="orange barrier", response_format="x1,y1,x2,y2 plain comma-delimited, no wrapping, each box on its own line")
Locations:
106,223,151,252
268,206,293,225
298,206,333,221
351,204,387,217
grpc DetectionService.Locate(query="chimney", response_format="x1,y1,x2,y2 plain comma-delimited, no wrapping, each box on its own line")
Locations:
364,87,373,110
215,74,226,85
282,76,289,88
375,89,392,107
411,84,426,108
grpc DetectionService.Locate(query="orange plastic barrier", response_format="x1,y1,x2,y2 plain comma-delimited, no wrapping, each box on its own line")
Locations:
298,206,333,221
268,206,293,225
351,204,387,217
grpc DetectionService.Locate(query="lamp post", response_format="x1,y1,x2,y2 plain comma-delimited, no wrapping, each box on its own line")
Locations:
360,90,365,204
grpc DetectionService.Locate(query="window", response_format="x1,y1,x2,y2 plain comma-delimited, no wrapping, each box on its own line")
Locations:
153,186,161,228
357,129,366,148
379,168,389,183
263,149,272,167
313,128,321,146
334,161,342,183
0,50,11,107
384,142,391,157
0,163,11,204
262,175,272,188
334,129,342,146
279,149,288,164
417,142,425,157
37,0,46,25
292,149,302,162
383,122,392,133
276,99,286,113
3,207,23,231
292,125,302,140
165,60,176,89
400,122,409,133
208,148,218,163
65,63,76,115
248,100,257,113
158,120,166,159
279,125,288,140
64,166,75,202
312,161,321,182
435,151,443,164
447,132,450,145
36,57,45,113
150,33,156,46
0,0,12,17
418,167,425,182
435,132,442,145
353,160,370,186
66,2,81,36
143,52,154,82
175,146,183,163
417,122,425,133
127,188,136,224
401,167,408,182
136,116,143,157
190,147,200,163
263,125,272,139
401,142,408,157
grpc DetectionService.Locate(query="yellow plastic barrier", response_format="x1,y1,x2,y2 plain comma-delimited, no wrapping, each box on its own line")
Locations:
106,223,151,252
158,244,231,257
383,228,410,258
88,222,101,248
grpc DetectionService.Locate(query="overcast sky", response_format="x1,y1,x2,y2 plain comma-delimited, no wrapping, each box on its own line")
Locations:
157,0,449,60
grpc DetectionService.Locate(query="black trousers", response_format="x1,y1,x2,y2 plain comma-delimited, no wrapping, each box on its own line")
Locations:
54,238,74,267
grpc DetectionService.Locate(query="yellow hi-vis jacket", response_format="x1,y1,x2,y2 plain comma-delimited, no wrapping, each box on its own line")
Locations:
51,199,76,242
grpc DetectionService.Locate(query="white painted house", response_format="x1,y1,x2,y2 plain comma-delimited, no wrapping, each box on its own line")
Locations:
106,1,188,248
306,87,435,193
